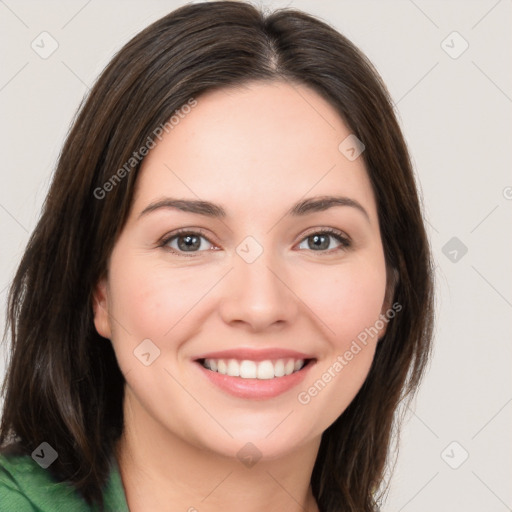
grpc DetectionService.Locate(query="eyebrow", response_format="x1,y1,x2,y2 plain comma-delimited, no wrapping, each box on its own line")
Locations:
138,195,370,221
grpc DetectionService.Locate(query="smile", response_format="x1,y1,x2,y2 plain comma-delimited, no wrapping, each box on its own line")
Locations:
193,349,316,399
200,358,307,379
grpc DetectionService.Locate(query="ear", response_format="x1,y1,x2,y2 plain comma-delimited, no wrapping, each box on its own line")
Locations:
377,266,399,340
92,277,112,339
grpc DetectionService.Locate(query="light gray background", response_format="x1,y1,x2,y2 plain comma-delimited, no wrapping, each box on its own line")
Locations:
1,1,511,510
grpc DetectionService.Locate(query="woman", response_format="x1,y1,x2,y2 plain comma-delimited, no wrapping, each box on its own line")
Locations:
0,1,434,511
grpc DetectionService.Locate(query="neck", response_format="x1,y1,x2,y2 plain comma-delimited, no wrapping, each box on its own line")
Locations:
116,389,321,512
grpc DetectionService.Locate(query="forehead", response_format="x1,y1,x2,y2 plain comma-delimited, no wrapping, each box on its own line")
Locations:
133,80,377,220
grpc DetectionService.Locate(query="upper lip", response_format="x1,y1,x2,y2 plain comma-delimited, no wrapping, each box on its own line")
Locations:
194,348,315,362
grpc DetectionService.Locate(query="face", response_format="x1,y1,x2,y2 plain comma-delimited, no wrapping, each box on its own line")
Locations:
93,80,390,461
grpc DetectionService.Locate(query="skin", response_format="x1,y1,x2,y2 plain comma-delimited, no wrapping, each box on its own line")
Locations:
93,80,390,512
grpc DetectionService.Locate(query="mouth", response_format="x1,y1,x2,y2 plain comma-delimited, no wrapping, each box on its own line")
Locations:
193,350,316,399
198,357,314,379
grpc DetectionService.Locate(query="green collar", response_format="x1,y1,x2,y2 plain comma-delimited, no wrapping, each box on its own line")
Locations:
0,452,129,511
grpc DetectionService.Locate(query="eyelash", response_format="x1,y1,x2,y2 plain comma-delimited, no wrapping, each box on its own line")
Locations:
158,227,351,258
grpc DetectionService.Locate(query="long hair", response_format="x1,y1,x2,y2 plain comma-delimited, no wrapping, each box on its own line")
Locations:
0,2,434,511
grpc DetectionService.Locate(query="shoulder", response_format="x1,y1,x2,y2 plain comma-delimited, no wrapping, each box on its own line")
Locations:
0,454,35,511
0,453,91,512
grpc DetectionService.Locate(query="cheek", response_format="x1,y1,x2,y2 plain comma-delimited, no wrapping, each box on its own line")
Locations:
108,248,387,367
298,258,387,349
112,250,224,323
293,258,387,429
106,255,219,370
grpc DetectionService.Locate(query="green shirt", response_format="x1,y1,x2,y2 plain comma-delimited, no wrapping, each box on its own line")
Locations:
0,454,129,511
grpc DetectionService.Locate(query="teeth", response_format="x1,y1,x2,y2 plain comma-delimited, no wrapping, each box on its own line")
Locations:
257,361,274,380
227,359,240,377
240,360,257,378
274,360,285,377
202,358,305,379
217,360,227,375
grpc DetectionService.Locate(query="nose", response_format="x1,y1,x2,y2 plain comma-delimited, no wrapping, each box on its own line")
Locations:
218,247,299,332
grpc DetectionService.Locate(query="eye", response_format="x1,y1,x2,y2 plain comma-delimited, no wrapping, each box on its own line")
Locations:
160,229,216,256
297,228,351,253
159,227,351,257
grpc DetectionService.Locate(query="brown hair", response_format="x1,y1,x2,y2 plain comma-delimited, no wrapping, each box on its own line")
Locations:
0,2,434,511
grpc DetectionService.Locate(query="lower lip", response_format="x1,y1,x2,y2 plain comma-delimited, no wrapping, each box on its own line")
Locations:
195,361,314,400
